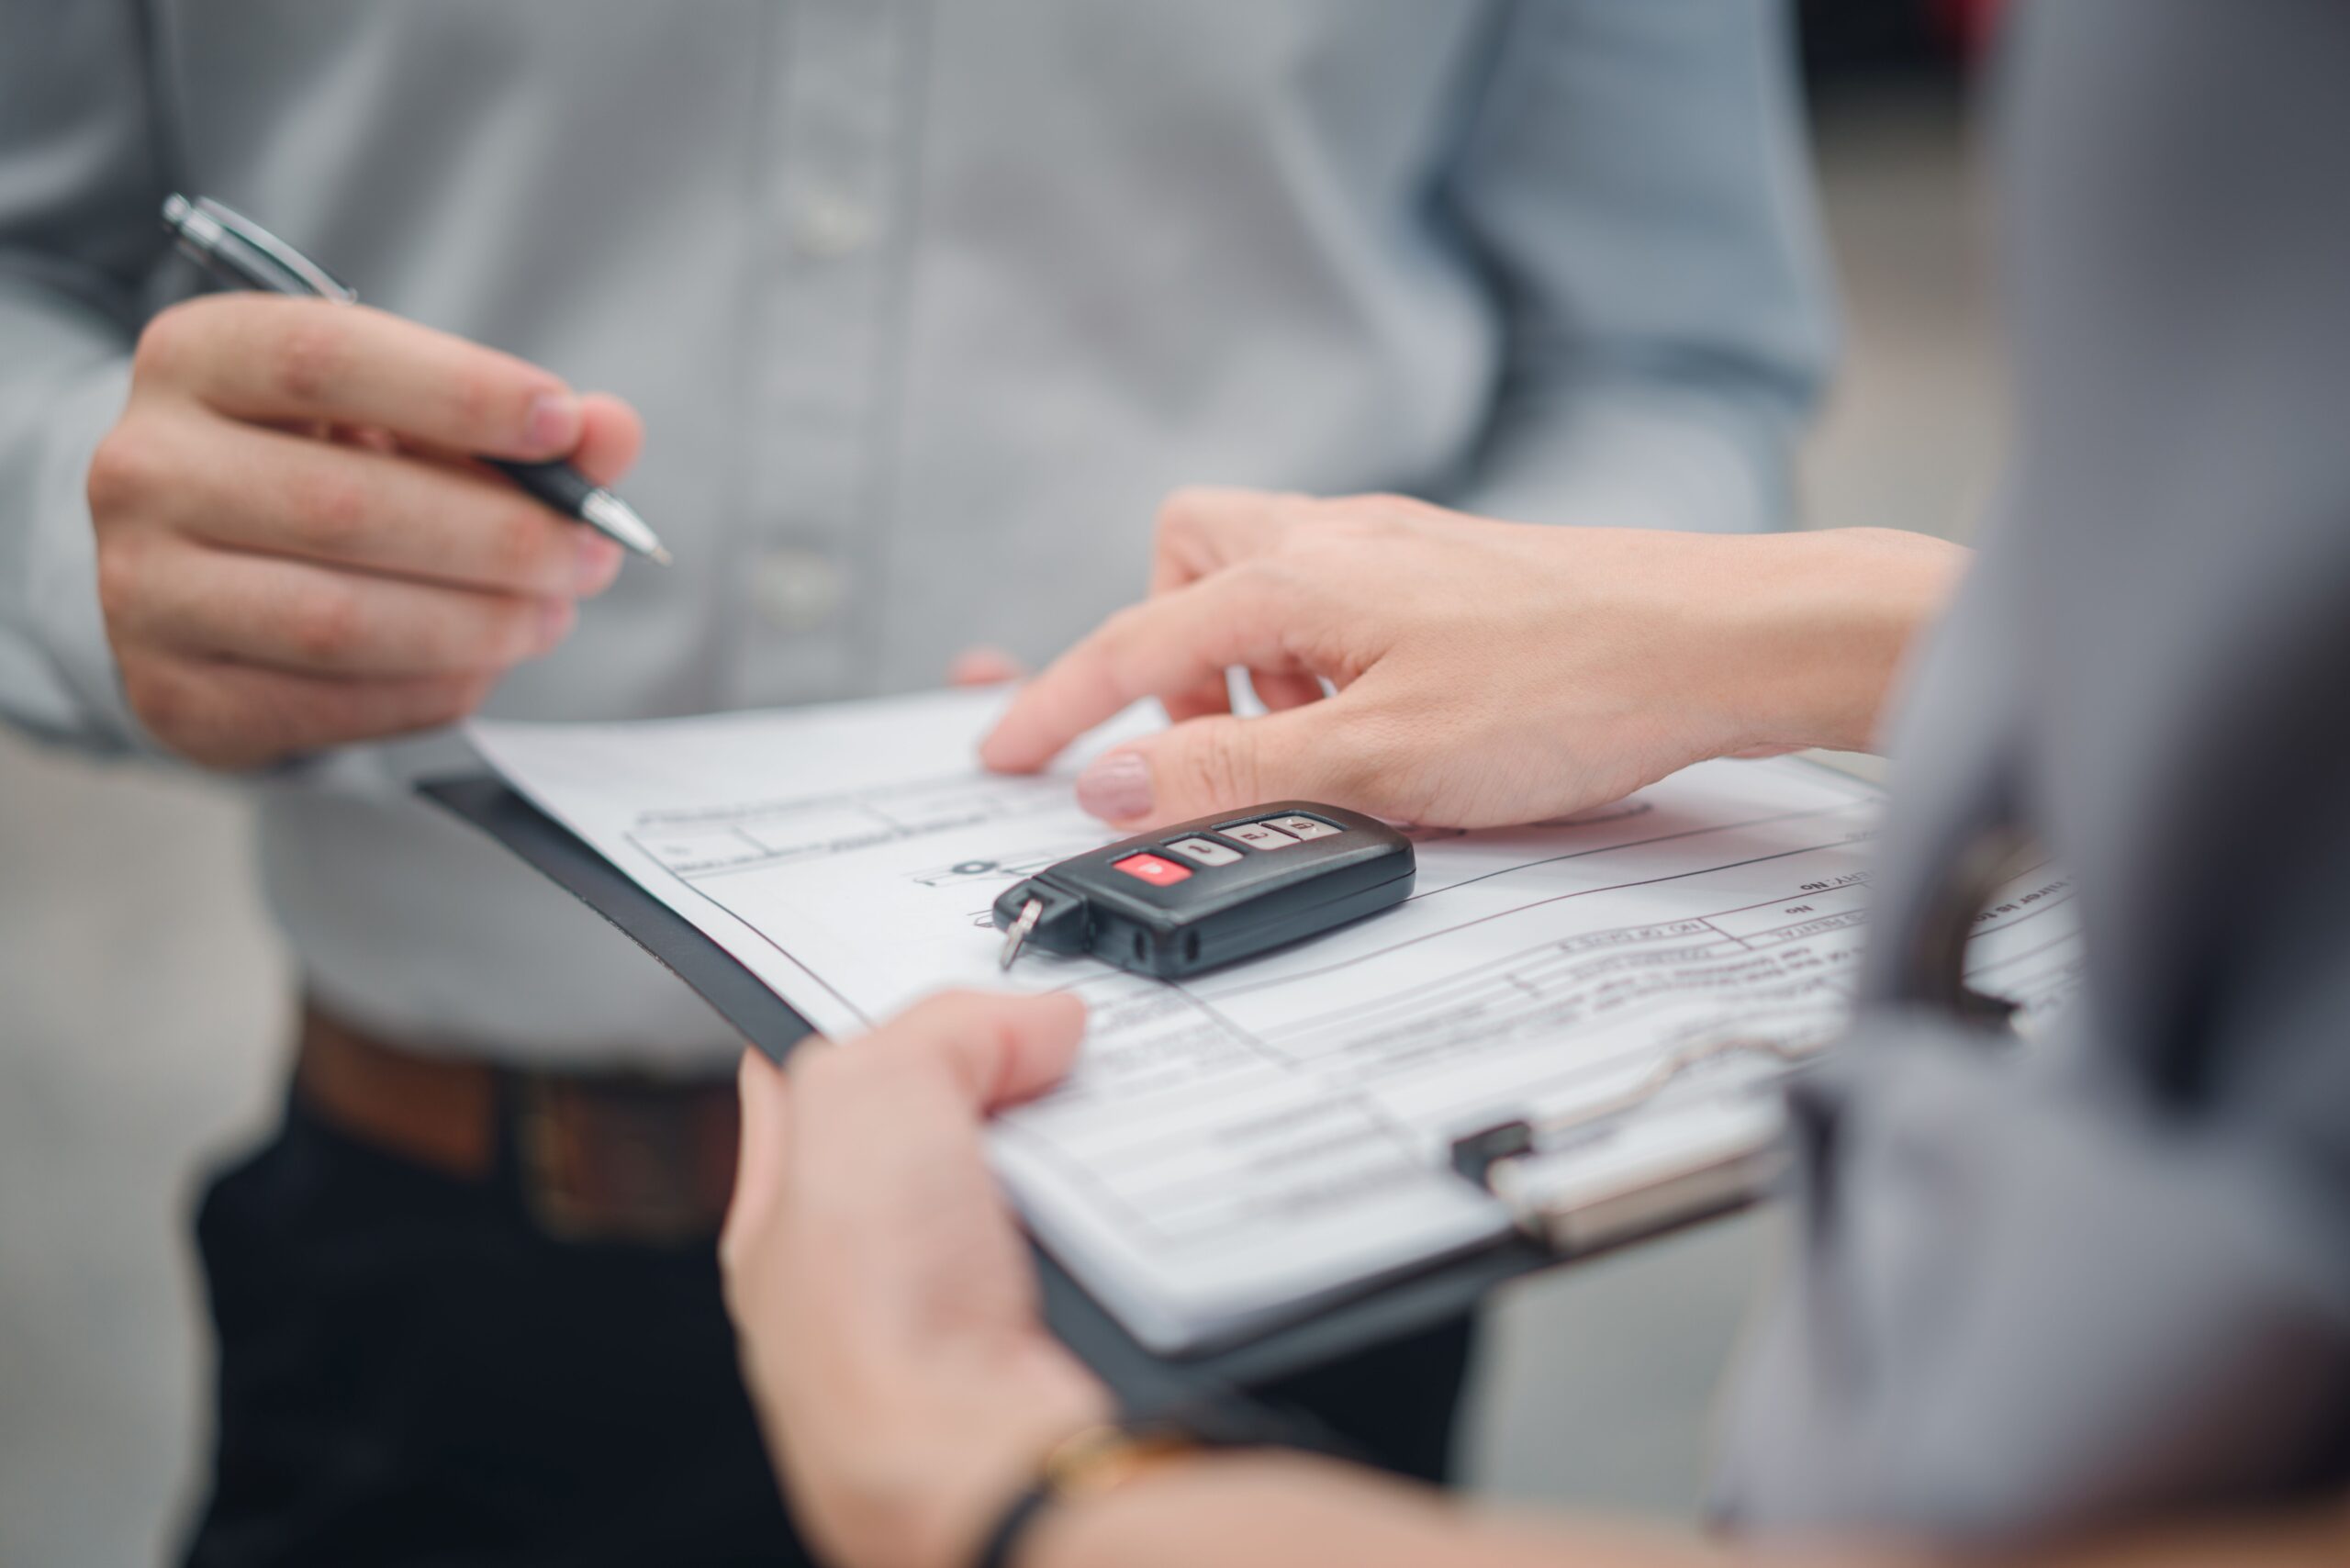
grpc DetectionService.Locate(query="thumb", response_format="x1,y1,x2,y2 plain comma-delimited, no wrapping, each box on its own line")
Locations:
723,1046,794,1257
1073,703,1376,830
891,990,1088,1113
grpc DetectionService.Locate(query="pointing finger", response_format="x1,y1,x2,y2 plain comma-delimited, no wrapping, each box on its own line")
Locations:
979,569,1309,774
1069,701,1389,830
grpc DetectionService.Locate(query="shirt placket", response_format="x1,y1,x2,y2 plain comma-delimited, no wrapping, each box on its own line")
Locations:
731,0,916,707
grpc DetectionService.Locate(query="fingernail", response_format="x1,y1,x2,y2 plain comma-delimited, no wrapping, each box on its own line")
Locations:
536,597,576,654
573,532,623,595
523,392,582,453
1076,751,1153,823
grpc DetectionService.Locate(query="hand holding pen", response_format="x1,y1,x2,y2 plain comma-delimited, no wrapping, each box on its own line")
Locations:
84,196,662,770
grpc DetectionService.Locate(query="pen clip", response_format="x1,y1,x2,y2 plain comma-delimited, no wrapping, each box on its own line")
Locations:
163,193,357,303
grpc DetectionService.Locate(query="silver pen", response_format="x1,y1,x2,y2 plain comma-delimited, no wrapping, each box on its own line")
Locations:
160,194,671,566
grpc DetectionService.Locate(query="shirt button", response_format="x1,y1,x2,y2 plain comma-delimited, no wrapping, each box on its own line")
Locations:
751,548,847,633
792,193,876,259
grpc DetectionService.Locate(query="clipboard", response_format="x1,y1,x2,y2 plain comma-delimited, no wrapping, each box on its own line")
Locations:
421,772,1787,1406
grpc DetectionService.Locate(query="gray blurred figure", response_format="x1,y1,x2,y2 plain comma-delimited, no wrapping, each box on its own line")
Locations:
0,3,1829,1563
1717,0,2350,1539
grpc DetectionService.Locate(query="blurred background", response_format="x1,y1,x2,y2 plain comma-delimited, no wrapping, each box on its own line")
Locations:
0,6,2003,1562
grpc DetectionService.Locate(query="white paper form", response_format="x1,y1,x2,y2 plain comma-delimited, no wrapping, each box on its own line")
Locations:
469,689,2080,1351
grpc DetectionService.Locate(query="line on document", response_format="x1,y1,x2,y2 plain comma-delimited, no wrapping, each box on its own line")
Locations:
1964,926,2081,981
623,830,873,1031
1254,885,1857,1033
1397,801,1868,915
1058,1089,1393,1180
1070,978,1844,1183
1700,917,1758,952
1254,929,1785,1050
1968,889,2075,944
859,799,912,833
1999,961,2087,1007
1201,830,1874,1004
993,1120,1175,1245
632,769,1000,830
1304,965,1852,1102
1697,879,1871,923
1456,999,1842,1116
1167,980,1430,1163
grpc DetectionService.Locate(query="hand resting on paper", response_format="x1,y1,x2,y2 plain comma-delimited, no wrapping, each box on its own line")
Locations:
980,488,1965,833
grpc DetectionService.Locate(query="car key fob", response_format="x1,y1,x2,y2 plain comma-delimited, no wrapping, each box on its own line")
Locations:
991,801,1414,979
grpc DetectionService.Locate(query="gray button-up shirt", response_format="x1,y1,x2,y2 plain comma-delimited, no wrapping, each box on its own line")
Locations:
0,0,1829,1065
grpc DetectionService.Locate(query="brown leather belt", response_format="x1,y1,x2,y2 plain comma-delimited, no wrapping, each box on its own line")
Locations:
295,1003,741,1245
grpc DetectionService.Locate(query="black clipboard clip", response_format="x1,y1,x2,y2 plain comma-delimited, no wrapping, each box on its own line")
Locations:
1446,1033,1831,1254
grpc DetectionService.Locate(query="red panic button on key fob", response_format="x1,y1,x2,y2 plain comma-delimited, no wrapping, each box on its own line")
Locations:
992,801,1416,980
1111,852,1192,888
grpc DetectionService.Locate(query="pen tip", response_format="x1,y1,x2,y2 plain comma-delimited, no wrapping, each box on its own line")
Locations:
580,491,671,566
649,545,675,567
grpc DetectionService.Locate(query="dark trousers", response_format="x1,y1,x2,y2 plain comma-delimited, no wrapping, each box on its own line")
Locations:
183,1092,1474,1567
